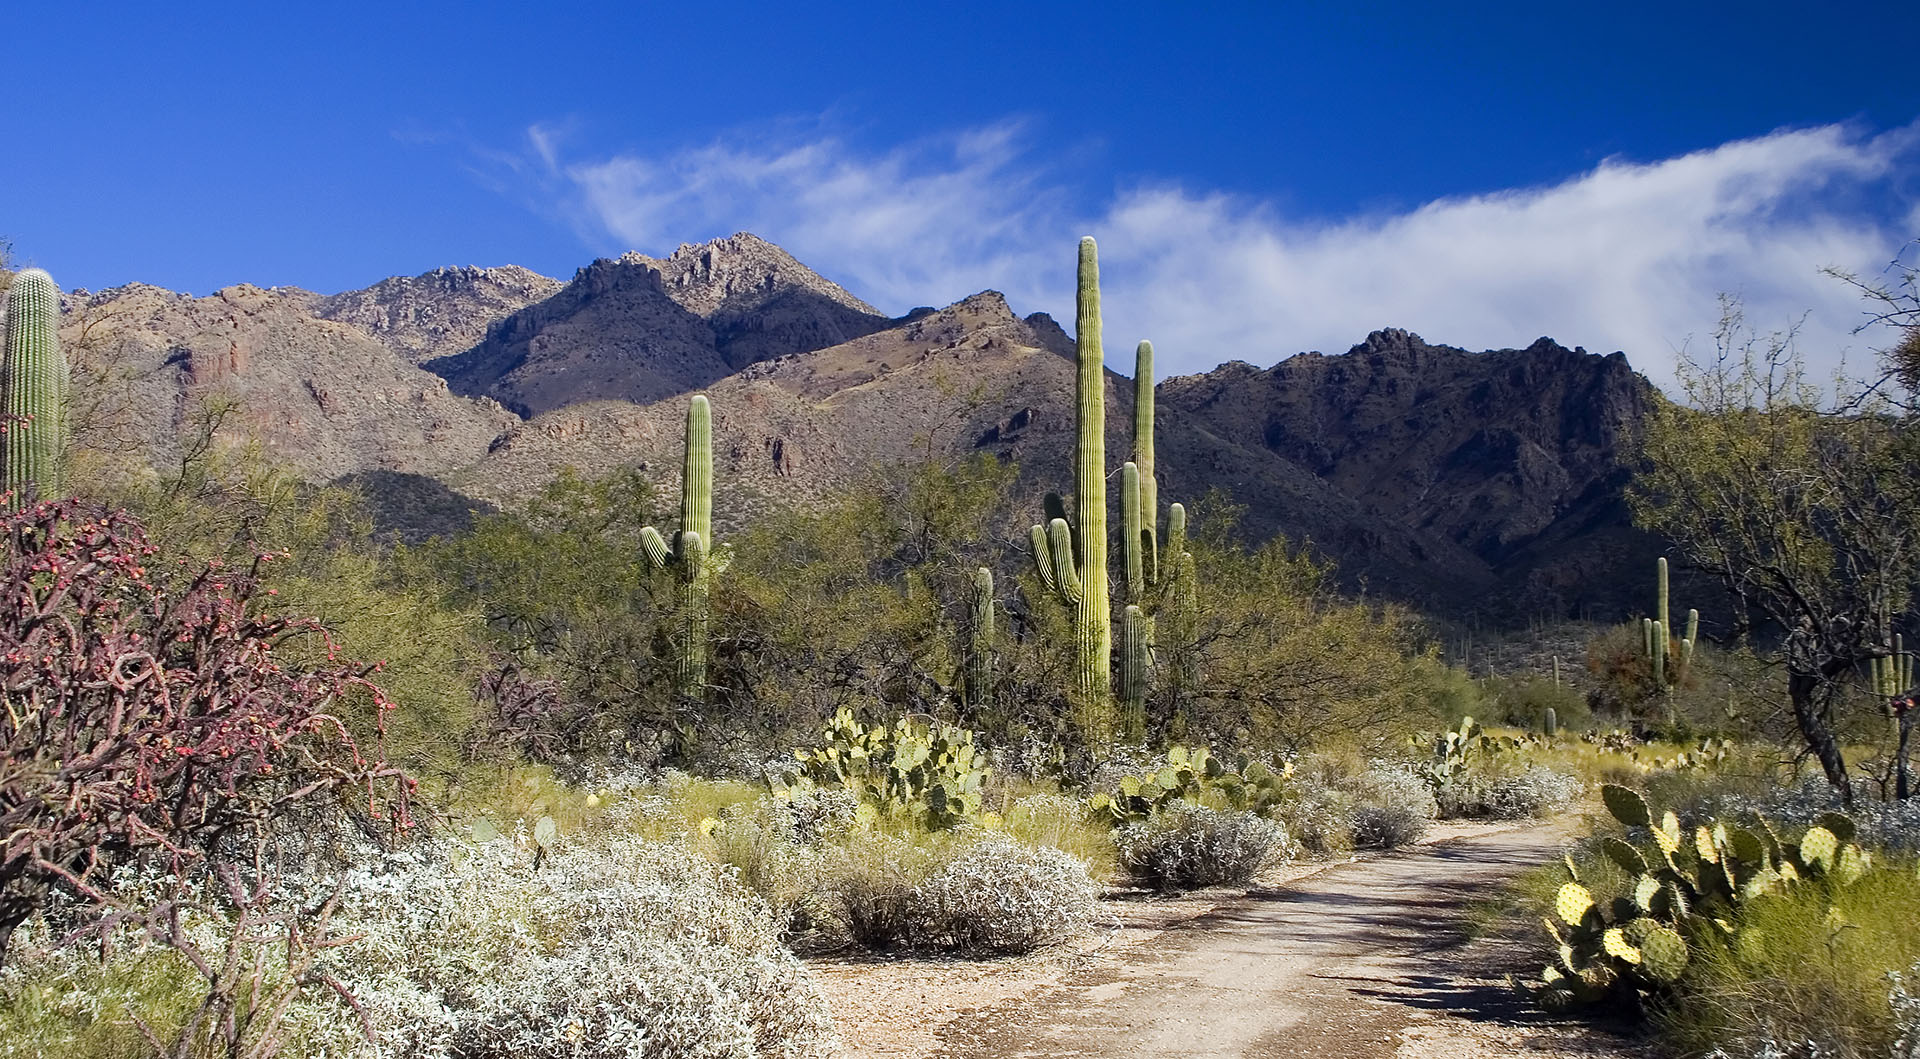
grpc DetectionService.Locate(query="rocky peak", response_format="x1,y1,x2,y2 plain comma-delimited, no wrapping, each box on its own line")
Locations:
316,264,562,364
637,232,881,318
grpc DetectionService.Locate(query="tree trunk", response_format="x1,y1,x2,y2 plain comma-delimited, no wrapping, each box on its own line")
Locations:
1788,669,1854,806
1898,708,1915,801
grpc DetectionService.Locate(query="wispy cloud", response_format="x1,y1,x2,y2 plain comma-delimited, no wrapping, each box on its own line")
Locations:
509,119,1920,396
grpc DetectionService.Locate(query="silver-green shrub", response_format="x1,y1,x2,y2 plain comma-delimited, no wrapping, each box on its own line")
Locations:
330,834,838,1059
824,830,1097,954
915,835,1098,954
1114,804,1292,891
1479,766,1583,820
1347,766,1438,849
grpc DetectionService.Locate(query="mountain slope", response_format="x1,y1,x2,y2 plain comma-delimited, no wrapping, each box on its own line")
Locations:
61,282,518,482
315,264,562,364
52,235,1663,622
424,233,893,417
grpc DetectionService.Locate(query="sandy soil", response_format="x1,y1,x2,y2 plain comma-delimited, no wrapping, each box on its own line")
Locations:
808,822,1653,1059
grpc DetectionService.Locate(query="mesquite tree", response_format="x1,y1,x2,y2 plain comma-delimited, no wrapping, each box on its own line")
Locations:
1631,300,1920,804
0,499,411,964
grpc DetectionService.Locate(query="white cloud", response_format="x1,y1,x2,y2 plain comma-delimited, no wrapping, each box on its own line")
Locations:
525,119,1920,398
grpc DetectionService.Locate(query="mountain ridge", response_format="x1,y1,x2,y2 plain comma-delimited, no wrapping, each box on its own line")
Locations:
52,233,1664,622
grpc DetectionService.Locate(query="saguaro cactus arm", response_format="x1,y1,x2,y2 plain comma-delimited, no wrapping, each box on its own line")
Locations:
1122,461,1144,601
1133,339,1157,557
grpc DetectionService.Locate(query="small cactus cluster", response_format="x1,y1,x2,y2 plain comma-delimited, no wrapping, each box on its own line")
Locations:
1643,557,1698,692
639,395,715,700
776,707,990,829
1084,744,1291,826
1537,783,1871,1008
2,268,67,506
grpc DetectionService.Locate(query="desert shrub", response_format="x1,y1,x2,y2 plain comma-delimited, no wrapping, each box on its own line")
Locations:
1346,766,1438,849
1484,673,1590,732
820,829,1096,954
328,833,837,1059
1274,783,1356,858
1474,766,1583,820
914,836,1098,954
823,829,957,951
1114,805,1292,892
1657,861,1920,1059
1409,656,1483,726
0,499,409,970
1000,791,1119,881
1711,775,1920,856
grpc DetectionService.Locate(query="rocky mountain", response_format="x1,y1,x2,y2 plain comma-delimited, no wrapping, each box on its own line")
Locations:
425,233,893,417
1155,329,1657,617
315,265,561,364
59,282,518,483
51,234,1665,622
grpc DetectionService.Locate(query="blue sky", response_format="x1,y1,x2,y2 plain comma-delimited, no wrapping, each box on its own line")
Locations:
6,1,1919,392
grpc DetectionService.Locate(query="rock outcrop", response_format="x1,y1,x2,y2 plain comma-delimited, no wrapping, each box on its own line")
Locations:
316,264,561,364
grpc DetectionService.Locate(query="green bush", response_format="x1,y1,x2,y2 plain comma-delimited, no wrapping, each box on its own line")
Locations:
1483,673,1590,732
1660,861,1920,1059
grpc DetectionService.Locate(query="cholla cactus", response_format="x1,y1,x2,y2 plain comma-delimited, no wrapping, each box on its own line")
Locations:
2,269,66,505
639,395,715,700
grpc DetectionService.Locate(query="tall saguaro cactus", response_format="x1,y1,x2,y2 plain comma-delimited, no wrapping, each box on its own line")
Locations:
640,395,715,700
1031,237,1113,738
1645,557,1696,693
964,566,996,709
3,269,66,505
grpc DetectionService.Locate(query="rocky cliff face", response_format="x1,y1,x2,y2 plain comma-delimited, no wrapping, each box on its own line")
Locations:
424,233,892,417
60,282,518,483
315,265,561,364
1159,328,1657,617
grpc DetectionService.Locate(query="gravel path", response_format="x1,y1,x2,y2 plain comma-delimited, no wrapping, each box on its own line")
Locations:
931,824,1650,1059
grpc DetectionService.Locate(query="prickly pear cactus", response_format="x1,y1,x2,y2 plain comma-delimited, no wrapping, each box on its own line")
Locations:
778,707,990,830
1540,783,1874,1009
1085,744,1290,826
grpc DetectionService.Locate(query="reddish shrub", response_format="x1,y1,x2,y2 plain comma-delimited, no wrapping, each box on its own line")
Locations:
0,499,410,963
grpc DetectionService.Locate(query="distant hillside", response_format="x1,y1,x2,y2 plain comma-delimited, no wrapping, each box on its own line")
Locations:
55,234,1666,623
60,281,517,482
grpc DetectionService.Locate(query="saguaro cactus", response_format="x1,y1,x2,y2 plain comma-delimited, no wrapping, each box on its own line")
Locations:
1645,557,1696,692
2,269,66,505
1031,238,1114,739
640,395,715,700
964,566,996,709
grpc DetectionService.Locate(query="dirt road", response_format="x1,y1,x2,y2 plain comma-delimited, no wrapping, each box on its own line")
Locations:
935,825,1647,1059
